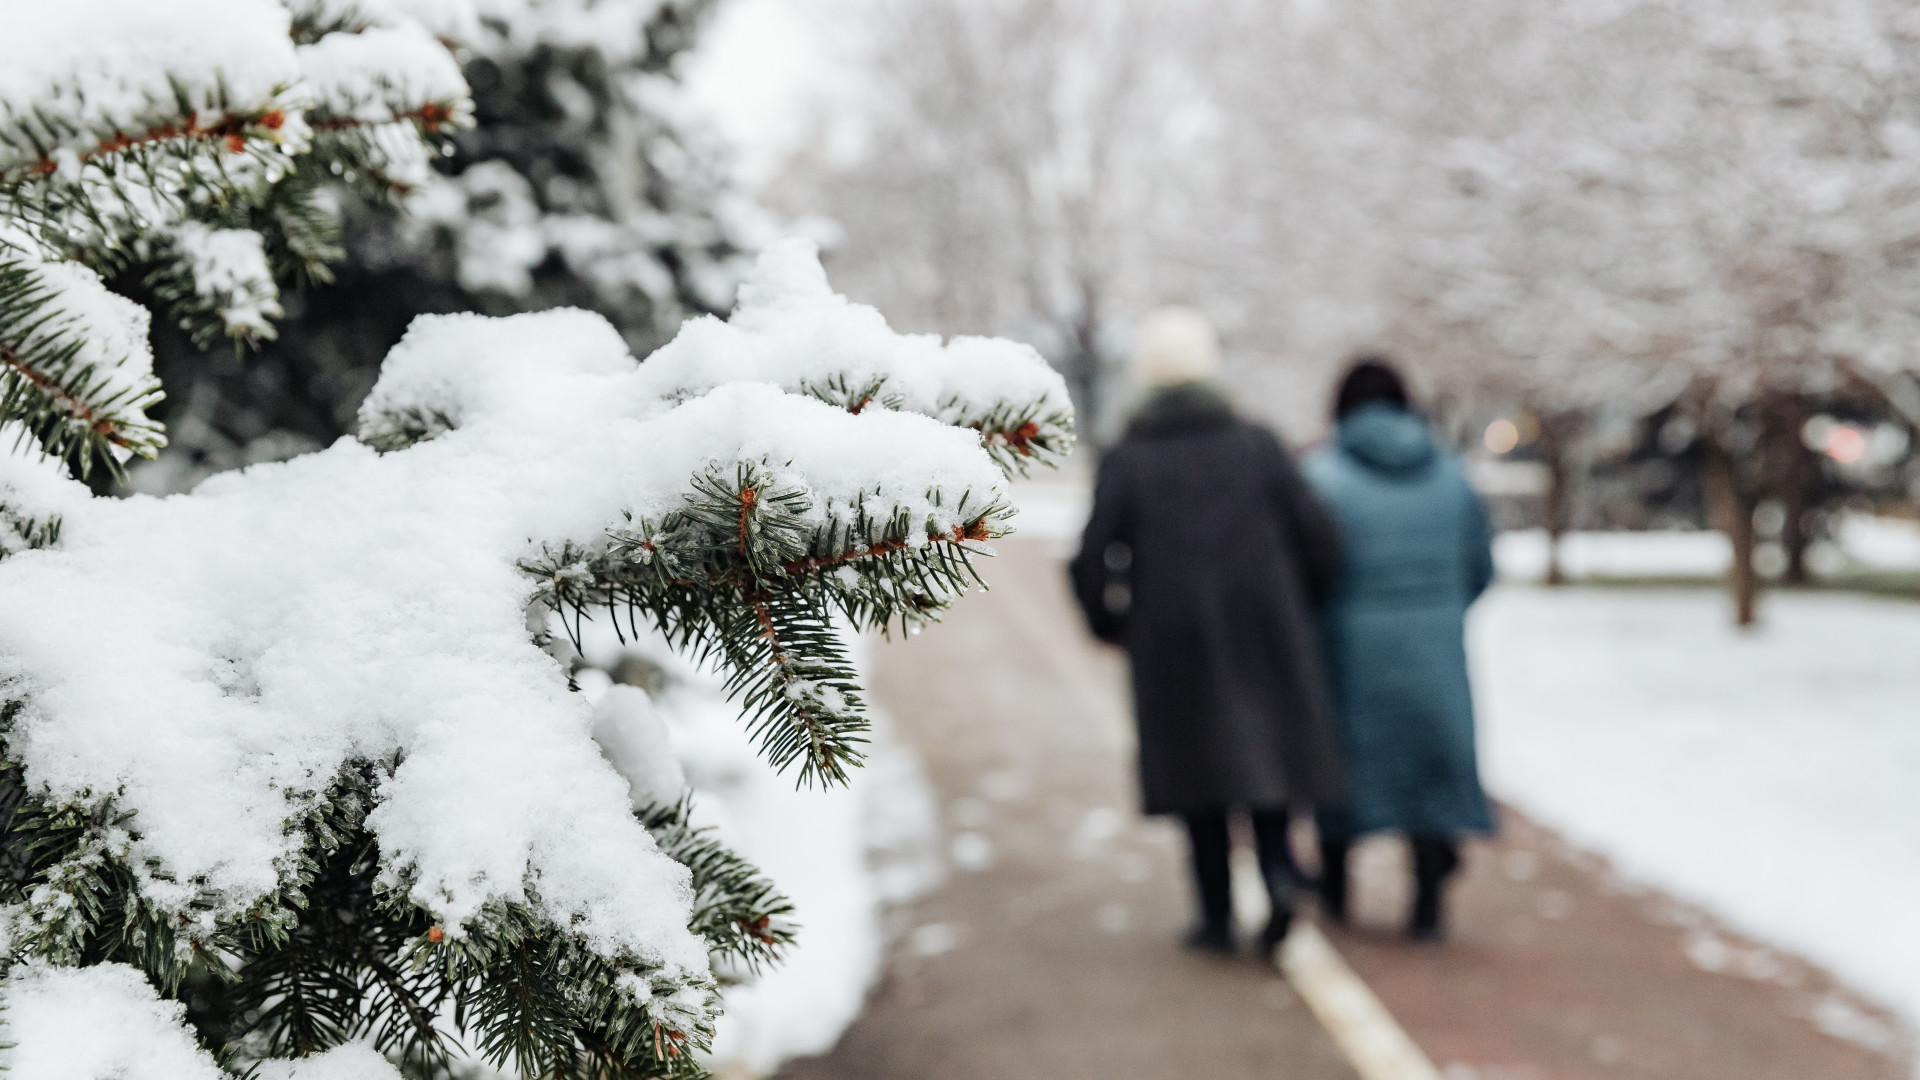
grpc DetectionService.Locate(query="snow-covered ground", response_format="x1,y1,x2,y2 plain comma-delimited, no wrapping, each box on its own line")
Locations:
1471,585,1920,1035
1495,515,1920,582
1494,528,1731,579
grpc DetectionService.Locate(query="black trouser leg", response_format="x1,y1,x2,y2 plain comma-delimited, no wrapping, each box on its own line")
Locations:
1250,808,1301,893
1409,833,1461,940
1317,834,1351,924
1250,807,1299,949
1181,810,1233,944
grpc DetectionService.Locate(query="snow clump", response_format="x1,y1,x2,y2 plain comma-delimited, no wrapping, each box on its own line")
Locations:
0,961,224,1080
634,238,1075,440
168,223,285,339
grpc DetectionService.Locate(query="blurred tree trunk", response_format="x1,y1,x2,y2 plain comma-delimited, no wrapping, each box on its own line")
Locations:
1763,391,1817,584
1063,275,1104,447
1537,410,1575,586
1703,432,1759,626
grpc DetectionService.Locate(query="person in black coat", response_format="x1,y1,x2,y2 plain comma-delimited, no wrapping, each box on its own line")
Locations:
1069,307,1346,954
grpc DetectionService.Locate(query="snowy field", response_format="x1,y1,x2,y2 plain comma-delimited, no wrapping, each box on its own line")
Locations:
1494,528,1731,579
1495,515,1920,581
1472,585,1920,1034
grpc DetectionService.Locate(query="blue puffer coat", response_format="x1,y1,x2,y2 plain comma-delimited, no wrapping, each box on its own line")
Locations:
1303,404,1496,840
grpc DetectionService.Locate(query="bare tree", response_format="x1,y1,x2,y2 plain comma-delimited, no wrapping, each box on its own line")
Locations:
1205,0,1920,621
772,0,1219,443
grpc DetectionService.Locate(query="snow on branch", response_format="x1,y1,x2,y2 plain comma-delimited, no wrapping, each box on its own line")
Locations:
0,0,477,473
0,243,1070,1059
0,0,307,179
358,239,1074,475
289,0,484,44
0,422,93,556
253,1044,408,1080
0,960,413,1077
469,0,672,63
151,222,286,343
0,245,164,474
579,238,1074,473
298,22,472,129
0,961,227,1079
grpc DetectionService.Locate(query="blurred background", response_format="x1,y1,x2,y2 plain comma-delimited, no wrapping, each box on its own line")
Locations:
119,0,1920,1076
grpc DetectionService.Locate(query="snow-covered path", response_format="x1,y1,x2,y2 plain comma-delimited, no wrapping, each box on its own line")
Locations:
1472,586,1920,1031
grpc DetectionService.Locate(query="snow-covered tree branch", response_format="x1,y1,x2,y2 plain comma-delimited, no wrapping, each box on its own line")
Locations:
0,238,1070,1073
0,0,472,478
0,1,1074,1071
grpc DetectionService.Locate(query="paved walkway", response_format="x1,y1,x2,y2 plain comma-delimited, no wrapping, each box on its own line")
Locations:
775,540,1913,1080
1332,812,1910,1080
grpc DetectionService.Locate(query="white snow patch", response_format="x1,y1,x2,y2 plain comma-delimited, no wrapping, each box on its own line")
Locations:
0,424,96,553
253,1043,406,1080
1830,514,1920,572
635,238,1073,436
298,21,470,122
1494,528,1732,580
0,961,225,1079
1473,585,1920,1028
1495,519,1920,582
1003,476,1092,542
907,922,959,957
592,685,688,810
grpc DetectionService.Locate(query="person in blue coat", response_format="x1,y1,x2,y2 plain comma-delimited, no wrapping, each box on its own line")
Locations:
1303,358,1496,940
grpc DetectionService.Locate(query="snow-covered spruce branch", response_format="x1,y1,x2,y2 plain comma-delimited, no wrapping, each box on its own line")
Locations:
524,461,1007,786
0,508,58,556
0,2,466,195
0,420,92,557
289,18,472,203
635,798,797,978
629,240,1075,478
797,372,1073,477
0,0,475,474
0,745,775,1076
0,242,1070,1071
0,254,164,475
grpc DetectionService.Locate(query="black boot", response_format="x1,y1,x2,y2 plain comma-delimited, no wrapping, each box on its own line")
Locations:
1252,808,1299,953
1182,811,1235,952
1409,834,1461,941
1318,835,1351,925
1185,921,1236,953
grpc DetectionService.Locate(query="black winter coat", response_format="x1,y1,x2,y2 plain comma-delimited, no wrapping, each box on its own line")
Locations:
1069,385,1348,816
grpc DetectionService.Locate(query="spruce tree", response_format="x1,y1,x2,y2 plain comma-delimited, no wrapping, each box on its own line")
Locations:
137,0,763,489
0,2,1074,1076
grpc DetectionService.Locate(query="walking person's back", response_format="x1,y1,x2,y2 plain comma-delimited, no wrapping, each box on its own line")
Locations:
1070,307,1345,954
1303,359,1496,939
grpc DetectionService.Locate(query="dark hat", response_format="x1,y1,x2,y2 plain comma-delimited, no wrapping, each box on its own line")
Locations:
1334,356,1410,420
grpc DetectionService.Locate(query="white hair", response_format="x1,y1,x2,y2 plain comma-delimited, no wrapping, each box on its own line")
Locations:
1130,306,1221,388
